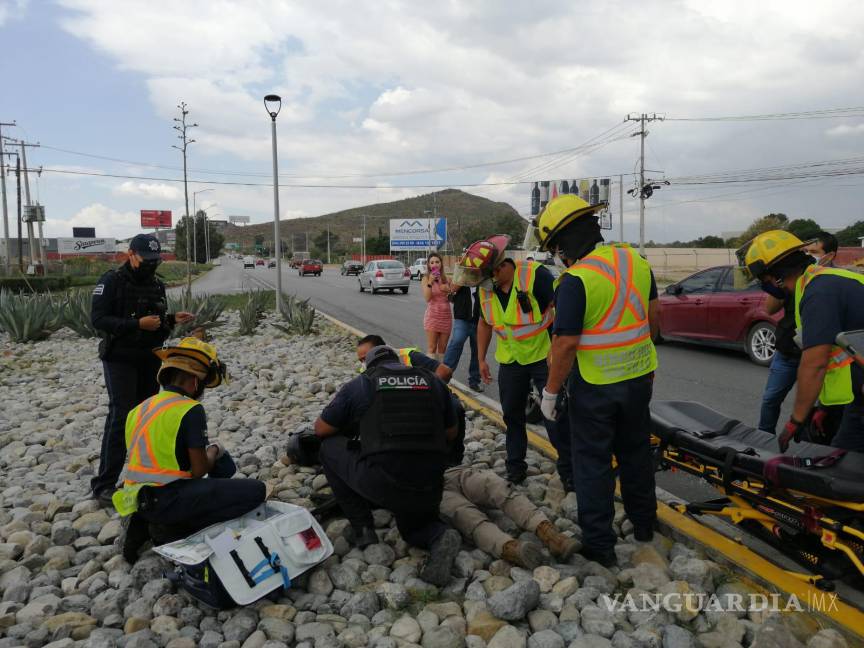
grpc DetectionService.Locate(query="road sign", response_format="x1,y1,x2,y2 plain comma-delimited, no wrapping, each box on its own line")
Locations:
141,210,172,228
23,205,45,222
389,217,446,251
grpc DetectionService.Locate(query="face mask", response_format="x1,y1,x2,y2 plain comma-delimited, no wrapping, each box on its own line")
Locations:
134,260,160,278
810,255,823,265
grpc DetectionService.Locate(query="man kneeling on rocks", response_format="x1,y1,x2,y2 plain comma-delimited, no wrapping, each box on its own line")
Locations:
115,337,266,562
355,335,579,569
314,345,462,587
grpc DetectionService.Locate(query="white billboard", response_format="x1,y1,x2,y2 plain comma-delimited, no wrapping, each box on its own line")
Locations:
229,215,251,225
57,237,116,254
389,217,447,251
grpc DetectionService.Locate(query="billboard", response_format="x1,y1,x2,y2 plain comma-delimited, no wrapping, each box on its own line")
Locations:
72,227,96,237
531,178,613,230
57,237,116,254
229,215,251,225
141,210,172,228
389,217,447,251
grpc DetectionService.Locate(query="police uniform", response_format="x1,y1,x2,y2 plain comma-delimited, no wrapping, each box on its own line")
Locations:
318,358,456,548
478,260,573,487
90,236,176,500
554,244,658,552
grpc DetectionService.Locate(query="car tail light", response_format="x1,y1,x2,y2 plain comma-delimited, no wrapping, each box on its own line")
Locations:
404,269,410,277
375,270,384,278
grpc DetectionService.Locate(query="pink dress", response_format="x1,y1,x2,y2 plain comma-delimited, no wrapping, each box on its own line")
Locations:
423,279,453,333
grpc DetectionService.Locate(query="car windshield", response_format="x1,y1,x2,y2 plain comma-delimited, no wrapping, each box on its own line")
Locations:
309,260,322,264
377,261,404,269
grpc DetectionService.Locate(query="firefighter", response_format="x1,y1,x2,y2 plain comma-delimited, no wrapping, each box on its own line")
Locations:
90,233,195,506
313,345,462,586
114,337,266,563
456,235,574,489
743,230,864,451
535,194,660,567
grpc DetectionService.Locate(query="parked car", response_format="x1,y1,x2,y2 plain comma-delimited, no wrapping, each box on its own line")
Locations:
341,260,364,276
299,259,323,276
290,258,304,269
408,258,427,280
359,260,410,294
658,265,782,365
243,255,255,269
268,259,276,268
255,258,265,267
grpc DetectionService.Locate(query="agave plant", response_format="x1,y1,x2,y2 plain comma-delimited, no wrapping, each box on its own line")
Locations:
238,294,262,336
167,293,227,337
0,289,61,343
61,290,98,338
273,292,317,336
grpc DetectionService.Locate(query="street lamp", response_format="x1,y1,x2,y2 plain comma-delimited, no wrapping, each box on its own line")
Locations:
204,209,221,263
192,188,214,264
264,94,283,311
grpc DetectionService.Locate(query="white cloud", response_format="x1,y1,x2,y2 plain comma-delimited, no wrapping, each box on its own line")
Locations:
826,123,864,137
46,203,140,239
0,0,28,26
114,181,181,200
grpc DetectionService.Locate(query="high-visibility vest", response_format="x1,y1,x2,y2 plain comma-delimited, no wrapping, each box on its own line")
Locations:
794,265,864,405
562,244,657,385
397,347,417,366
112,391,197,516
478,261,553,365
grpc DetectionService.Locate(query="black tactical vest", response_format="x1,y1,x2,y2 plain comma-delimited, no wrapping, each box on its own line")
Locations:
104,266,169,354
358,364,447,459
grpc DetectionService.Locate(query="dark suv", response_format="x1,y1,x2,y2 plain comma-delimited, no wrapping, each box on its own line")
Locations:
341,260,364,276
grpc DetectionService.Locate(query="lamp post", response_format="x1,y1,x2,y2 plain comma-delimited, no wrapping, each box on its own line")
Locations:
265,94,283,312
205,210,221,263
192,188,214,264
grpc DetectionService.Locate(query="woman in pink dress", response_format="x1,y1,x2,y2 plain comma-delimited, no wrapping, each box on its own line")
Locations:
421,253,454,360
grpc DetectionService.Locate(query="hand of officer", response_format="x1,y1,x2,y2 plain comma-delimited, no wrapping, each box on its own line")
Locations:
138,315,162,331
175,311,195,324
779,417,804,453
479,360,493,384
810,407,830,442
540,388,559,421
206,442,226,459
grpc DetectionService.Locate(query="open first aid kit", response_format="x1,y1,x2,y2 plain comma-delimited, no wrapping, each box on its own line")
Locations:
152,501,333,608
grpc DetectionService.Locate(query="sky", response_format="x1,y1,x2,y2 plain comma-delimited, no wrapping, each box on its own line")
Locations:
1,0,864,244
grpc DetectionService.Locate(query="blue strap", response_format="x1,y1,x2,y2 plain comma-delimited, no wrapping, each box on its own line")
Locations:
247,553,291,589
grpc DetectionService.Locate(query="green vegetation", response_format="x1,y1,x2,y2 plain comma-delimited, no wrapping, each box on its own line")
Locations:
60,291,98,338
0,290,64,343
273,294,317,335
836,220,864,247
166,293,227,337
0,276,71,292
237,290,271,336
174,211,225,263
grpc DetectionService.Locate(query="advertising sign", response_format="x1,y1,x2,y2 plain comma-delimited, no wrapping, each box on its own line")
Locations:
389,217,447,251
72,227,96,237
229,215,251,225
23,205,46,223
530,178,613,230
141,210,172,228
57,237,116,254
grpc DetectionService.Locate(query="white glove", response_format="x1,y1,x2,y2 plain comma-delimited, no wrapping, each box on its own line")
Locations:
207,441,226,459
540,388,559,421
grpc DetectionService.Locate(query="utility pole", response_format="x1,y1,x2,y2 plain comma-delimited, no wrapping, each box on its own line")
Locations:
618,174,624,243
326,223,331,264
14,140,43,268
173,102,197,297
362,214,367,264
0,121,14,274
625,113,663,255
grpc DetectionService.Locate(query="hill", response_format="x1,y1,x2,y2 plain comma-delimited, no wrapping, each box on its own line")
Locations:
222,189,526,259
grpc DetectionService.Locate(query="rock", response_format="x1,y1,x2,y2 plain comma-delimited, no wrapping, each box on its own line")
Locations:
308,569,334,596
484,576,515,595
533,566,561,593
467,610,507,642
341,591,380,619
418,609,440,632
806,630,848,648
580,606,616,639
16,593,60,624
377,582,411,610
528,609,558,632
663,626,695,648
488,625,526,648
364,543,396,567
551,577,579,598
668,557,713,591
295,622,336,643
487,579,541,621
41,611,97,636
97,519,122,544
126,617,150,634
528,629,565,648
329,564,361,591
631,629,661,648
390,615,422,643
224,612,258,643
553,622,584,643
150,615,180,640
259,605,296,621
258,617,294,643
422,625,466,648
200,630,225,648
153,594,185,618
657,581,700,623
630,546,668,571
570,636,613,648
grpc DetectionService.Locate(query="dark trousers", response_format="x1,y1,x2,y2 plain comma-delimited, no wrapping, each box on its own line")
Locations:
498,359,573,487
318,436,447,548
138,454,266,542
831,402,864,452
91,356,161,496
567,373,657,550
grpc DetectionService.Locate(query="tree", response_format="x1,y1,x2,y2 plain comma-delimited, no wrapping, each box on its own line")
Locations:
732,213,789,247
835,220,864,246
693,235,725,248
175,211,224,262
786,218,822,241
366,228,390,254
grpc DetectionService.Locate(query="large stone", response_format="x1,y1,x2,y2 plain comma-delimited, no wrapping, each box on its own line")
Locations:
341,591,380,619
528,610,558,633
533,567,561,593
580,606,616,639
97,519,122,544
663,626,695,648
552,577,579,598
41,611,97,635
16,594,60,624
377,582,411,610
422,625,466,648
308,569,334,596
528,629,565,648
224,612,258,643
488,625,526,648
71,510,109,535
329,564,361,591
467,610,507,642
364,544,396,567
259,605,296,621
806,630,848,648
570,636,613,648
258,617,294,643
487,579,541,621
390,615,422,643
630,546,668,571
296,622,337,643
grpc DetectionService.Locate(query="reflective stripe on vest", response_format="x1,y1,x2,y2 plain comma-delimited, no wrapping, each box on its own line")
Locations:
397,347,417,367
123,392,195,486
478,261,552,365
565,245,657,384
794,266,864,406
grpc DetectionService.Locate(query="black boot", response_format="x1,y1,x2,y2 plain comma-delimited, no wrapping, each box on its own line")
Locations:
121,513,151,564
420,529,461,587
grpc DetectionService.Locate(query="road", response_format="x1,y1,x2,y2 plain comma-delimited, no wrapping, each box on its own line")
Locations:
180,258,790,431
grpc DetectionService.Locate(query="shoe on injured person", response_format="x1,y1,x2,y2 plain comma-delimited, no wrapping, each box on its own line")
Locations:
535,520,580,560
502,540,546,570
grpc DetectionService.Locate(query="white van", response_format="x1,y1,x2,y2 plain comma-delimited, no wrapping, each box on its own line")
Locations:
243,256,255,269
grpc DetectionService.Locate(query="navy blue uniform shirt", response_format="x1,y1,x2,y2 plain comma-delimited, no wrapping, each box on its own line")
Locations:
493,264,555,318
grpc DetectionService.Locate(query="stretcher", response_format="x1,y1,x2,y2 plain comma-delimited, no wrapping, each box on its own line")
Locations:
651,400,864,587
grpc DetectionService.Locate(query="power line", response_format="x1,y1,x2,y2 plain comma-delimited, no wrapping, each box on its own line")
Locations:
666,106,864,122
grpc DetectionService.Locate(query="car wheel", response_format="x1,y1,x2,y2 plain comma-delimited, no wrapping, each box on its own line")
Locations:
746,321,776,366
400,287,408,294
525,384,543,424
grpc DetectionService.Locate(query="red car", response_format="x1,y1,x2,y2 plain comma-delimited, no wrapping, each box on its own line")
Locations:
658,265,782,365
299,259,323,276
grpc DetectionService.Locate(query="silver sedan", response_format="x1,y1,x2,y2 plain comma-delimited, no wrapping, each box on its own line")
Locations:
358,260,410,294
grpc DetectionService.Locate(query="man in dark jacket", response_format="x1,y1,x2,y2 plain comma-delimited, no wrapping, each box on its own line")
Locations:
443,285,483,391
90,234,194,506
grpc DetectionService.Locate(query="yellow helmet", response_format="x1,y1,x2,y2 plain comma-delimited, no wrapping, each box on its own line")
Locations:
535,194,607,252
742,230,807,279
154,337,228,388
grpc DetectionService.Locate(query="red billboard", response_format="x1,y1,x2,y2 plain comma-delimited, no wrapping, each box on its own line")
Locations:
141,210,172,228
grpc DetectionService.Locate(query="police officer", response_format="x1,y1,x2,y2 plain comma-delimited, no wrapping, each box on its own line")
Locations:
457,235,573,489
114,337,266,563
90,234,194,506
536,195,660,567
314,345,462,587
743,230,864,452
